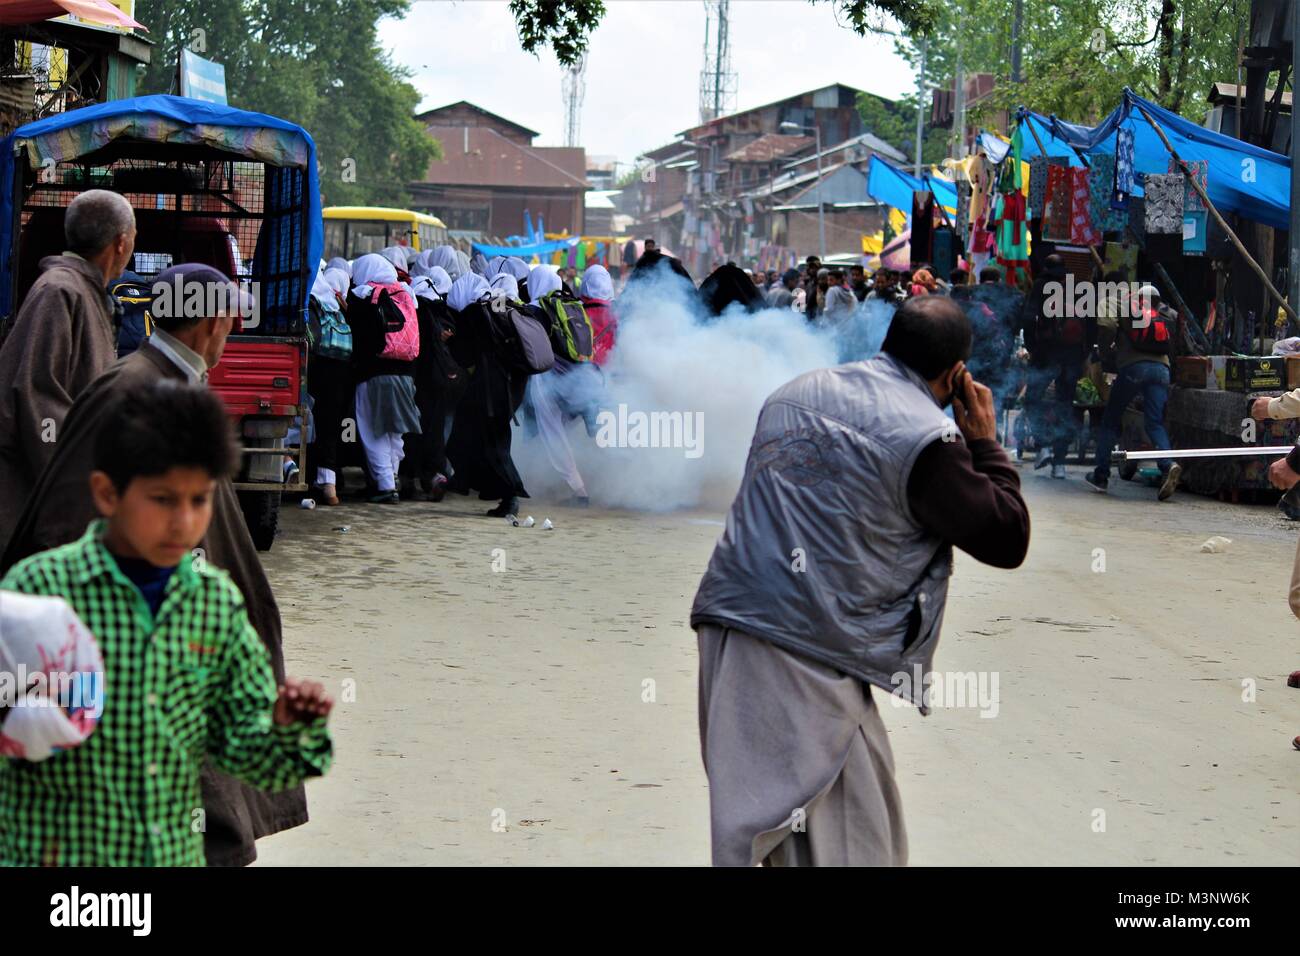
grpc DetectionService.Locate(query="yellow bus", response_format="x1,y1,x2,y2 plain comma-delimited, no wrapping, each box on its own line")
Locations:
322,206,449,259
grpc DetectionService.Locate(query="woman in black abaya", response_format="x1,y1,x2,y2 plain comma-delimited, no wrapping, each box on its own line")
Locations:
443,272,529,517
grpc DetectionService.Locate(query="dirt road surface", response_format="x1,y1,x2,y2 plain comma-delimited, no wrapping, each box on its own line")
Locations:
253,467,1299,865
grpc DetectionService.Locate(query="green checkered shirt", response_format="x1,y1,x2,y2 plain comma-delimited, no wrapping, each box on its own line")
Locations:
0,520,331,866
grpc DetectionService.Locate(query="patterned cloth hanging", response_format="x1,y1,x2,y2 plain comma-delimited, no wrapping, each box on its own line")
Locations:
955,181,973,250
1112,128,1136,209
994,190,1030,286
1168,158,1208,212
1043,163,1073,241
1028,155,1069,219
1087,154,1127,234
1143,173,1185,234
1070,167,1102,246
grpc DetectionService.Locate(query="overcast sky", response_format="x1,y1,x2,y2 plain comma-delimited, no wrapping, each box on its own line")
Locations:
381,1,918,166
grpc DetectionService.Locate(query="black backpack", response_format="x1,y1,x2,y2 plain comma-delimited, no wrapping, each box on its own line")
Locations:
486,302,555,375
111,272,152,357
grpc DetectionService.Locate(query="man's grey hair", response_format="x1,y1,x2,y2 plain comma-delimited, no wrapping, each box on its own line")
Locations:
64,190,135,256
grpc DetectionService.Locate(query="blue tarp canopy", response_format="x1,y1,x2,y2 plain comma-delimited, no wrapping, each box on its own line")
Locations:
1016,87,1291,231
0,94,323,321
866,155,958,218
471,236,578,259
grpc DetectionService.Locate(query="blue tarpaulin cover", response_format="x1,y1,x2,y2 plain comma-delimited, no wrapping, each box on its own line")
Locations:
472,236,579,259
1016,88,1290,231
0,94,322,320
866,155,959,217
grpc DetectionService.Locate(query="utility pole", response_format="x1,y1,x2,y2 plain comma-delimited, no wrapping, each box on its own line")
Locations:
1290,5,1299,316
914,36,927,176
1011,0,1023,83
954,30,965,158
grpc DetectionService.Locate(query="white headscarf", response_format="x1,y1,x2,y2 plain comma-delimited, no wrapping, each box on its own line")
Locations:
352,253,398,299
326,257,351,276
425,266,452,296
323,267,350,299
489,273,519,301
501,257,530,282
581,264,614,301
426,245,460,280
528,265,562,303
456,250,473,278
410,276,438,304
311,268,338,312
379,246,408,272
448,272,491,312
485,256,508,279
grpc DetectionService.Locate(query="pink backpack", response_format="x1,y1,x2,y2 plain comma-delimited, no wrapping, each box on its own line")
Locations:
368,282,420,361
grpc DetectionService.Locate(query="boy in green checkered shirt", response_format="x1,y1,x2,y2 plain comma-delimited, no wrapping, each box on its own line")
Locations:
0,381,332,865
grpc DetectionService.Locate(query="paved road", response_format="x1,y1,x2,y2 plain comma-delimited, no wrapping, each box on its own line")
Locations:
252,466,1299,865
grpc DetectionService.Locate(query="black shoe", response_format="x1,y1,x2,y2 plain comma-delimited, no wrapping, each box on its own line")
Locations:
1084,470,1109,493
565,495,590,508
486,497,518,518
368,490,400,504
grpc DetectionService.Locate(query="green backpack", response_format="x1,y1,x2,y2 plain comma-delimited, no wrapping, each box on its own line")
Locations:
538,291,594,363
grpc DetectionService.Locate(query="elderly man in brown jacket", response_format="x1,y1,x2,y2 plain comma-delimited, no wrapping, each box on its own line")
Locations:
0,189,135,552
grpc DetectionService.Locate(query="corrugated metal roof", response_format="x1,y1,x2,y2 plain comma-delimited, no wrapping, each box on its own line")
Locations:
420,126,587,189
723,133,814,163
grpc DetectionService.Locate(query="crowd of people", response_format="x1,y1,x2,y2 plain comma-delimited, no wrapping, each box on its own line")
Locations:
0,186,1288,870
304,245,619,517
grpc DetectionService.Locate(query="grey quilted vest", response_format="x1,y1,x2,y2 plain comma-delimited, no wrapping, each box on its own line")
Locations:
690,352,956,713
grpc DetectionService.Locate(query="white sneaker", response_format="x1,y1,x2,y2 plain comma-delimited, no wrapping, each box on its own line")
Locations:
1034,447,1053,470
1051,463,1067,479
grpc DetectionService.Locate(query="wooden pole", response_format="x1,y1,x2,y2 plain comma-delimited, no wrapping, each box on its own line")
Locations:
1134,101,1297,323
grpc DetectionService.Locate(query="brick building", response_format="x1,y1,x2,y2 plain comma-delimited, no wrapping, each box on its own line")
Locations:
409,101,588,239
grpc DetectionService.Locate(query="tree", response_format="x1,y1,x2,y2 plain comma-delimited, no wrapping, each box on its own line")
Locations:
134,0,439,207
508,0,942,67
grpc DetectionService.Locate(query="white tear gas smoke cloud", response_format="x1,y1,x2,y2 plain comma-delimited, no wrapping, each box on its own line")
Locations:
512,265,897,511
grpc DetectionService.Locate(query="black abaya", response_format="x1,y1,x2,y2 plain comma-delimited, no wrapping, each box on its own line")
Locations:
445,301,529,501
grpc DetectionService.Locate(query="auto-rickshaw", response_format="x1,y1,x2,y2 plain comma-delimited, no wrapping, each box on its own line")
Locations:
0,94,323,550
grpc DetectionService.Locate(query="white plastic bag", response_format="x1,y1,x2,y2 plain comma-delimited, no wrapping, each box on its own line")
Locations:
0,591,104,761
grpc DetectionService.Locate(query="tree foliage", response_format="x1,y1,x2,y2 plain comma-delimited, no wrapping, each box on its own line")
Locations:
856,0,1247,164
134,0,439,206
507,0,942,67
892,0,1244,127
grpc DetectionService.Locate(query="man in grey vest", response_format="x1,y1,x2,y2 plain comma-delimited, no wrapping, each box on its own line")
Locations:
691,296,1030,866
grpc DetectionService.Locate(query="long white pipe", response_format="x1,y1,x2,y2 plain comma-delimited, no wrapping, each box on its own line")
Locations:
1112,446,1293,462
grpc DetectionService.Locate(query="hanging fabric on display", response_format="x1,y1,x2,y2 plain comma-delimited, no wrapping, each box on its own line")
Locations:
911,190,935,265
1087,154,1127,234
1028,155,1069,220
1112,127,1136,209
994,190,1030,286
1182,210,1209,255
1169,158,1208,212
955,181,972,252
932,226,956,281
1143,173,1185,234
1069,166,1102,246
1043,163,1073,241
969,152,993,225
